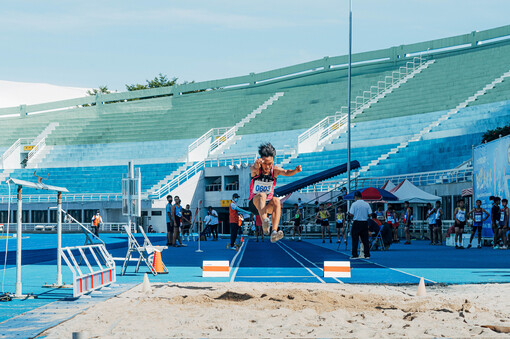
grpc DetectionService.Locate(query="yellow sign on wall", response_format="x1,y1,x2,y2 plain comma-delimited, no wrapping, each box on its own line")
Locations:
220,200,231,207
24,146,34,151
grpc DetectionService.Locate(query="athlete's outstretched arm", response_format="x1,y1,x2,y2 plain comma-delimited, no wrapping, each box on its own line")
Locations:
274,165,302,177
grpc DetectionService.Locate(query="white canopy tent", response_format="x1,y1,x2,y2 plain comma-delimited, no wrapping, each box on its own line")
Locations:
389,179,440,203
381,180,396,191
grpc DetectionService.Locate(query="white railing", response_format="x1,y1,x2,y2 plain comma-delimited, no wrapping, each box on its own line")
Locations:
300,167,473,193
26,137,46,162
188,127,230,154
209,126,237,154
1,138,22,162
298,56,427,153
150,160,205,200
4,222,133,233
0,193,123,203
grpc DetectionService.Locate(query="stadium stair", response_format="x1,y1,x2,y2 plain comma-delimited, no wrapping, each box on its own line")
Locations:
358,68,510,175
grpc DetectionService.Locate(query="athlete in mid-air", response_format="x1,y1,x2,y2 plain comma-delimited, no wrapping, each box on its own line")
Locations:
249,143,302,243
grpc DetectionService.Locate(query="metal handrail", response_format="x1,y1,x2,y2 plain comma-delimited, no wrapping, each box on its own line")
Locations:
150,160,205,199
0,193,123,203
1,138,22,161
188,127,231,153
26,137,46,162
209,126,236,153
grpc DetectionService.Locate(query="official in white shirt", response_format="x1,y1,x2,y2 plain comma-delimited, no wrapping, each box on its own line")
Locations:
349,191,372,259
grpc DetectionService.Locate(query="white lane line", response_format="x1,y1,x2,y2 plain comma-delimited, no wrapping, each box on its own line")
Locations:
230,239,248,282
279,241,344,284
236,276,313,278
276,242,325,283
335,247,437,284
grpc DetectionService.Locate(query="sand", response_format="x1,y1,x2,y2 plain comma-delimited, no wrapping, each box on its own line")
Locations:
41,282,510,338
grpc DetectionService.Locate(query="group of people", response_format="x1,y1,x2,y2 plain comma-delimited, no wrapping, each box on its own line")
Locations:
165,195,193,247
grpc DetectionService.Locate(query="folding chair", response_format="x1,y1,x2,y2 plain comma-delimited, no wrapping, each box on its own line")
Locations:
121,225,157,276
139,226,169,274
369,229,385,251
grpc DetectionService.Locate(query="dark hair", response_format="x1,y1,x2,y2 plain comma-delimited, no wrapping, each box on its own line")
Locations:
458,199,464,203
258,143,276,158
208,206,212,210
354,191,362,198
503,199,508,203
404,201,410,205
294,203,298,207
436,200,441,204
476,199,481,203
166,195,172,199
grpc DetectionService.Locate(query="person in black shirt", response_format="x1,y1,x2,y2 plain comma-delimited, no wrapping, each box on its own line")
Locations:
182,204,192,241
491,196,501,249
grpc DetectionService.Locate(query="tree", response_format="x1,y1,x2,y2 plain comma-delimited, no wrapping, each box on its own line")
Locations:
86,85,111,96
126,73,177,91
482,124,510,143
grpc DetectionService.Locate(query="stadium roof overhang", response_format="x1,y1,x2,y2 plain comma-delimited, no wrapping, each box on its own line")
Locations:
274,160,360,197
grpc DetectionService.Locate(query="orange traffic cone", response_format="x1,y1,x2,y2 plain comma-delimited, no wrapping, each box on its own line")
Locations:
152,250,168,274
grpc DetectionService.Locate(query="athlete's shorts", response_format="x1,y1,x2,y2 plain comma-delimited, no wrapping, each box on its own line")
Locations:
249,199,259,215
428,224,435,228
321,220,329,227
174,216,181,229
455,221,466,230
336,222,344,229
182,223,191,233
316,219,322,225
293,220,301,230
166,222,174,233
436,219,442,228
472,225,482,233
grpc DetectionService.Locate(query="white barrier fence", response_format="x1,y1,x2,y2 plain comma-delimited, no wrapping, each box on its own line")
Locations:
60,244,116,298
1,222,134,233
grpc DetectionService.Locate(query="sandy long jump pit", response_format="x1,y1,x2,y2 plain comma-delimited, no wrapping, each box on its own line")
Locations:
41,282,510,338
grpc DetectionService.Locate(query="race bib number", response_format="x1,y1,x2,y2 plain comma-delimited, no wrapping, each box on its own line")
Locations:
252,180,273,195
457,213,465,222
475,214,482,222
501,212,505,222
387,216,394,223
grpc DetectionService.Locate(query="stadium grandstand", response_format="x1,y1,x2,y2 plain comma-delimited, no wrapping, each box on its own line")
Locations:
0,24,509,232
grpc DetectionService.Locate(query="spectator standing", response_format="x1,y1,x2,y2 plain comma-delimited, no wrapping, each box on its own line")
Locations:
386,205,398,243
403,202,413,245
297,198,305,219
336,208,347,245
316,203,332,243
349,191,372,259
499,198,509,249
490,196,501,249
91,210,103,237
208,206,219,241
291,203,302,241
454,199,467,249
182,204,192,241
434,200,444,245
166,195,174,246
426,203,437,245
172,196,186,247
229,194,250,250
467,199,489,248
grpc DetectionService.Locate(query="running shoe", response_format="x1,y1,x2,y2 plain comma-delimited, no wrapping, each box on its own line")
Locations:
180,244,187,247
298,237,302,242
501,246,508,250
467,244,472,249
477,244,482,249
262,217,271,235
270,230,284,243
493,246,500,249
349,256,360,260
364,256,370,260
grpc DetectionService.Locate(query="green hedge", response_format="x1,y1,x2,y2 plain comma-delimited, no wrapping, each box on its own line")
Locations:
482,124,510,143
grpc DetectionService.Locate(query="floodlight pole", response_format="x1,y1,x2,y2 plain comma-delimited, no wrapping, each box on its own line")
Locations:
57,191,62,286
347,0,352,195
15,186,22,297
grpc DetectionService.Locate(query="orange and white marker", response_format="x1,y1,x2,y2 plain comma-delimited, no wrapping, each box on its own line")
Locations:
202,261,230,277
323,261,351,278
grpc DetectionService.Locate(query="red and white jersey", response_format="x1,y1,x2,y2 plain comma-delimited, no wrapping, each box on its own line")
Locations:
249,166,277,201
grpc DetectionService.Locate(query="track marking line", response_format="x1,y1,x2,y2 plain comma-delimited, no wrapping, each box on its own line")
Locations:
279,241,343,284
276,242,325,283
236,276,314,278
230,239,248,282
334,247,437,284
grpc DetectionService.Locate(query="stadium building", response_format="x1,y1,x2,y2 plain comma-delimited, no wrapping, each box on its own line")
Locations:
0,25,509,234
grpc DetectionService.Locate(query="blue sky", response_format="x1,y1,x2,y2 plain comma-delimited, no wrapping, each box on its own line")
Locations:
2,0,509,91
